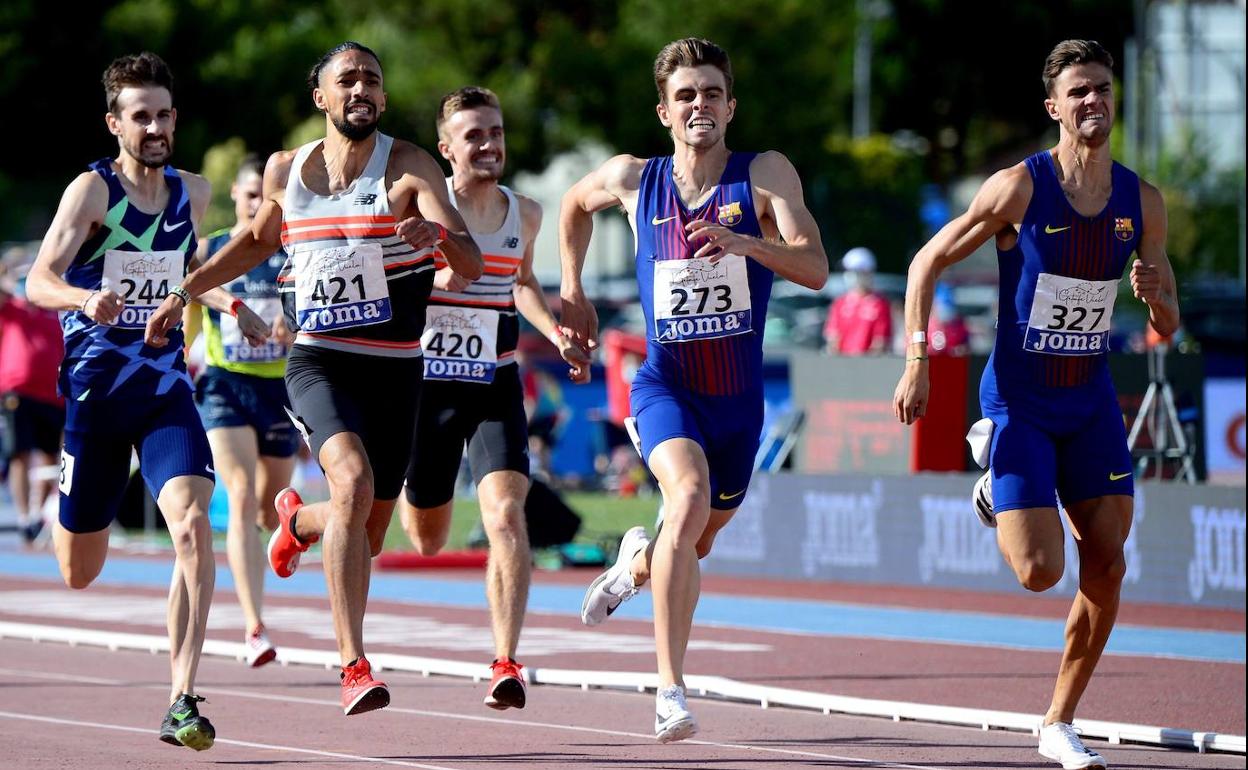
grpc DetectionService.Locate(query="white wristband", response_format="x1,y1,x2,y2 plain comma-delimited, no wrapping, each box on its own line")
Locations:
910,331,927,345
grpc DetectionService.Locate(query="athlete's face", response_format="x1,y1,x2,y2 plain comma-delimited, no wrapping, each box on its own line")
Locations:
657,65,735,150
1045,63,1115,146
232,170,263,223
314,51,386,141
438,106,506,182
106,86,175,168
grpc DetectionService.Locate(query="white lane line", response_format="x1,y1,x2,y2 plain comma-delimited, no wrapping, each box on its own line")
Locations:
0,666,952,770
0,710,460,769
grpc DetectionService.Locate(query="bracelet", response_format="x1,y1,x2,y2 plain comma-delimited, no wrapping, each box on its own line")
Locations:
549,330,564,347
168,285,191,306
907,355,929,362
229,298,244,317
910,331,927,344
80,290,98,313
432,222,448,245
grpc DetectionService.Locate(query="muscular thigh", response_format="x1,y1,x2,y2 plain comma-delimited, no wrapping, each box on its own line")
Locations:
988,412,1059,513
1056,389,1134,507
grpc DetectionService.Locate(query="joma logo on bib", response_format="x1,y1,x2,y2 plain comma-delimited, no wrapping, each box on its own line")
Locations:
1028,330,1107,353
657,311,750,342
297,298,389,332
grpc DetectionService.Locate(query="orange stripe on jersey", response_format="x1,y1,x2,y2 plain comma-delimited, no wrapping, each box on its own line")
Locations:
283,226,397,243
482,265,519,276
384,255,436,270
282,215,396,230
482,253,522,265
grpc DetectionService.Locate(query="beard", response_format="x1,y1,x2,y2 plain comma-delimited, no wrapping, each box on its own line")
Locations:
331,103,379,141
125,135,173,168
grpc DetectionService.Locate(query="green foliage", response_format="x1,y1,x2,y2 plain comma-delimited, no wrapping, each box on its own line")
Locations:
199,137,249,234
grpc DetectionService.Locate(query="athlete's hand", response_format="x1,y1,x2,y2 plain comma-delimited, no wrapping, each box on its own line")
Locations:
144,295,183,348
1130,259,1164,304
433,266,471,292
272,313,295,346
685,219,753,263
83,289,125,325
395,218,445,251
553,331,593,384
892,360,930,425
234,303,271,347
558,287,599,354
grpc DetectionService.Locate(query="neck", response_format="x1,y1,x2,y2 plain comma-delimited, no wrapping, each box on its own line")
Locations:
1053,134,1112,187
450,172,503,210
113,154,166,198
671,141,730,192
321,128,378,186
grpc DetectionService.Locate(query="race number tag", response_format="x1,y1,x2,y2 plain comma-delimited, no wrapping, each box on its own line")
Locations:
653,254,752,343
222,297,287,363
101,249,182,329
1024,273,1118,356
292,242,391,333
421,306,500,383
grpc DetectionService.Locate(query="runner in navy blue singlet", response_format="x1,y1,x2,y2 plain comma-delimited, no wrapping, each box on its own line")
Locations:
892,41,1179,770
560,38,828,742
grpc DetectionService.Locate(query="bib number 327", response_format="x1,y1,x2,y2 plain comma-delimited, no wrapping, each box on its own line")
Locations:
1024,273,1118,356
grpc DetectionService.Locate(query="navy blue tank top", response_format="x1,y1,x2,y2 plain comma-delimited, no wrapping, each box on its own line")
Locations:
60,160,196,400
987,150,1142,390
635,153,774,397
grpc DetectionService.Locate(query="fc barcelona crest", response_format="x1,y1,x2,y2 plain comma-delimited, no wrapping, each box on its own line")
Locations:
717,201,743,226
1114,217,1134,242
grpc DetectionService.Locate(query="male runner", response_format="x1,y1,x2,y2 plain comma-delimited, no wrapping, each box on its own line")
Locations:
398,86,590,711
145,41,482,716
26,51,266,751
892,40,1179,770
561,38,828,741
185,155,298,667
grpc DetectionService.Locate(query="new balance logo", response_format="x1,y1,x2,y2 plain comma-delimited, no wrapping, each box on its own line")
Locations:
503,236,520,248
354,193,377,206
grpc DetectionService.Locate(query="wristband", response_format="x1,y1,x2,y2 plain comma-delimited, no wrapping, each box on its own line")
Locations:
910,331,927,344
229,298,244,317
81,290,98,313
907,355,929,362
549,330,564,347
169,285,191,306
433,222,448,245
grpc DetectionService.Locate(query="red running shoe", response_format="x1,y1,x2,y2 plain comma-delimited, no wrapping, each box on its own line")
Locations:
483,657,526,710
341,657,390,715
268,487,317,578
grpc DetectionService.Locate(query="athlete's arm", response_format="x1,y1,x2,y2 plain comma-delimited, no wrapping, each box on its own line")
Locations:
558,154,644,352
145,152,289,347
893,164,1031,425
26,172,125,324
1131,181,1180,337
512,196,590,383
391,142,483,281
686,151,828,290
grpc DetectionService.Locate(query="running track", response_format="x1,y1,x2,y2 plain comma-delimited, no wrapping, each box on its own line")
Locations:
0,539,1242,769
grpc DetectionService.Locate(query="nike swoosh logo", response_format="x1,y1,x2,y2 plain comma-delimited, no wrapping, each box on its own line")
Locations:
162,219,186,233
1109,471,1131,481
652,215,678,226
1045,224,1072,234
717,490,745,502
171,710,192,720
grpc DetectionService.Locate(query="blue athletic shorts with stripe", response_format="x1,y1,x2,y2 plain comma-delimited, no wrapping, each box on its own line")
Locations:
630,367,762,510
980,373,1134,514
196,367,299,458
59,385,214,533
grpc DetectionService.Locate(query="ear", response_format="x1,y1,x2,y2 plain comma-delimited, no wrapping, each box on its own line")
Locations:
105,111,121,137
1044,97,1059,122
169,106,177,130
377,90,387,115
724,96,737,124
312,86,327,113
656,100,671,129
229,181,239,203
437,138,453,162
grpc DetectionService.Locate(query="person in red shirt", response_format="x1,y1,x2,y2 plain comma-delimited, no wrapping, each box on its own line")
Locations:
926,281,970,356
0,265,66,544
823,247,893,355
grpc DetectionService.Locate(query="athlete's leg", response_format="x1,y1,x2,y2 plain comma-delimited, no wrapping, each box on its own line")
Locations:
158,473,216,702
292,432,374,664
645,437,710,689
629,506,734,586
208,426,266,634
255,454,294,533
52,525,111,589
994,507,1066,591
7,451,31,524
398,497,454,555
1046,494,1132,724
477,470,530,660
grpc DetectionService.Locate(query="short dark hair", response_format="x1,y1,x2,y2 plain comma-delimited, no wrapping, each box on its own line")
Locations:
653,38,733,102
236,153,265,182
1042,40,1114,95
102,52,174,114
307,41,382,92
436,86,501,138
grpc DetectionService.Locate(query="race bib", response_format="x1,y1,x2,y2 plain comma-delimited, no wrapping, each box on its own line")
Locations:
421,306,499,383
101,249,183,329
222,297,287,363
292,242,391,333
653,254,752,343
1024,273,1118,356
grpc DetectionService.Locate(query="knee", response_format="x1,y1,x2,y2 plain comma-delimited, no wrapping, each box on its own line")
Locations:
329,473,374,521
1014,553,1064,592
169,509,214,558
1080,550,1127,599
61,564,100,590
694,537,715,560
481,499,527,546
661,486,710,550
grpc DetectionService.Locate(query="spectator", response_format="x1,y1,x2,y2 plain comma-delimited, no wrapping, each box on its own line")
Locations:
824,247,892,355
927,282,970,356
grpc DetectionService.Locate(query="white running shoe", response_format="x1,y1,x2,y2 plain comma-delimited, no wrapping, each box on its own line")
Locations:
245,625,277,668
580,526,650,626
654,684,698,743
1038,722,1107,769
972,470,996,528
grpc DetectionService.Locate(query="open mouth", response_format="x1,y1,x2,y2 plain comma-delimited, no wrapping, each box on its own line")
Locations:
1079,112,1106,125
688,118,715,130
347,102,373,119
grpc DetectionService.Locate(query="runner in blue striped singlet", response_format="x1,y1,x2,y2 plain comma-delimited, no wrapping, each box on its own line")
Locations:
27,52,268,753
559,38,828,742
892,41,1180,770
144,42,483,717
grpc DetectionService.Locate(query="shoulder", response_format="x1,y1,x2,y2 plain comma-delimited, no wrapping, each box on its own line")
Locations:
176,170,211,202
747,150,801,194
1137,176,1164,212
514,191,543,232
970,161,1032,218
264,149,298,190
389,138,442,176
60,171,109,220
597,153,647,190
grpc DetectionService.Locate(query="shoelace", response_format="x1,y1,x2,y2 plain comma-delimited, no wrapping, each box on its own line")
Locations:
491,659,524,677
1047,723,1091,754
